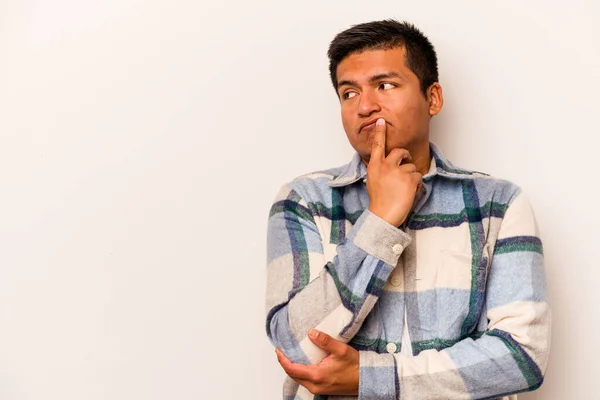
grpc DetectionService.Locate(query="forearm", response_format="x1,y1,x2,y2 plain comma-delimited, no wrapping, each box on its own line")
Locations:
359,306,550,400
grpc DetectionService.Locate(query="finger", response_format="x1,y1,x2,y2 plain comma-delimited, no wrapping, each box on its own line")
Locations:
398,163,417,173
289,377,320,395
369,118,387,162
275,348,313,380
308,329,347,357
411,172,423,187
386,148,412,166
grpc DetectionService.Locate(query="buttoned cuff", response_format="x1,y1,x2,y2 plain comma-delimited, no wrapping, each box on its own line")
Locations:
359,351,398,400
350,209,412,266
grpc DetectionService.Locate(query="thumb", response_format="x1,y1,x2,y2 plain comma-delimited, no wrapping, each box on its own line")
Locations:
308,329,345,356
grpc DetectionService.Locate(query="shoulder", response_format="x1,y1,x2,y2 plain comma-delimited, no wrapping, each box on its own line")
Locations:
276,161,353,203
465,172,523,206
448,172,532,226
432,149,521,208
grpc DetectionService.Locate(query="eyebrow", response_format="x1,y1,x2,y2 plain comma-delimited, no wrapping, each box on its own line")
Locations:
337,72,404,89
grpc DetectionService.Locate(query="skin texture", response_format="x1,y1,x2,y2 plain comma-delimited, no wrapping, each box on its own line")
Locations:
276,46,444,395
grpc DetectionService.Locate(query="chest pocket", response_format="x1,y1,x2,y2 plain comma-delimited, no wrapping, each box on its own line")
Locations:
415,249,474,339
434,247,491,338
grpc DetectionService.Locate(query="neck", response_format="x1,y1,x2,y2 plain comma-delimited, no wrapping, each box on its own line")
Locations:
410,142,432,177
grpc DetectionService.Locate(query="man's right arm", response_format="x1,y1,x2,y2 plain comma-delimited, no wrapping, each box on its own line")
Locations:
266,182,411,364
267,118,421,365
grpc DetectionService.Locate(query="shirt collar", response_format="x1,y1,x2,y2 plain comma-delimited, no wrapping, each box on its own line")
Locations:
328,142,478,188
327,152,367,188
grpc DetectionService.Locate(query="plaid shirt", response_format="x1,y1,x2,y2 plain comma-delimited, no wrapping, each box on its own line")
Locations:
266,143,551,400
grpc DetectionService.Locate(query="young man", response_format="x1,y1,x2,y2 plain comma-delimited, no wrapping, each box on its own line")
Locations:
265,19,551,399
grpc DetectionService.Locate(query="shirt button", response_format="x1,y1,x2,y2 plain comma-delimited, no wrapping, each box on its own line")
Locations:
391,276,402,287
386,343,398,354
392,244,403,255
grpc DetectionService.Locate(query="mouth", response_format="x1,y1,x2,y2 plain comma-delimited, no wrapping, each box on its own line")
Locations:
359,118,388,133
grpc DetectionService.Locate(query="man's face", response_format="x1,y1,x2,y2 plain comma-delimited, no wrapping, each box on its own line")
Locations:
335,47,440,163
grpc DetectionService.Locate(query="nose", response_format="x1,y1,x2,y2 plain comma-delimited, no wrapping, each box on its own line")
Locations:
358,89,381,117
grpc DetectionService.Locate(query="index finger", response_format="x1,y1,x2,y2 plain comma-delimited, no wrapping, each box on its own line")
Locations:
370,118,387,162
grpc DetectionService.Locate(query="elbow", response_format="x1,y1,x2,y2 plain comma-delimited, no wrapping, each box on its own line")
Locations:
266,306,296,352
531,304,552,381
266,306,311,364
518,306,553,392
265,305,287,349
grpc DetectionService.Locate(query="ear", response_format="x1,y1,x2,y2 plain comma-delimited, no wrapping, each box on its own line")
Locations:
428,83,444,117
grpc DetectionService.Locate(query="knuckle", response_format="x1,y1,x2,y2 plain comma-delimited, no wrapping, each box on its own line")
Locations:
312,371,324,384
390,148,405,159
339,346,349,357
399,163,415,172
321,335,331,346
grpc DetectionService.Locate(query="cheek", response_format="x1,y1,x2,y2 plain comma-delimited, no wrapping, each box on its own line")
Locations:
340,108,355,134
394,99,427,129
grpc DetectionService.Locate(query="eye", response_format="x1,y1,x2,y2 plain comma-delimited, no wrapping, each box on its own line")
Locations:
343,91,358,100
379,82,396,90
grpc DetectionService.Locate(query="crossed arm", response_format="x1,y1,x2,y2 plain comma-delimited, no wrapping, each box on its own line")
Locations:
266,183,551,399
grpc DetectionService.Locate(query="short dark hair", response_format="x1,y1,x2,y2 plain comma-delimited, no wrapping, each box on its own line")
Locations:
327,19,439,97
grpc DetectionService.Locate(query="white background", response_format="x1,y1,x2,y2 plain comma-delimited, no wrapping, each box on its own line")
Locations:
1,0,599,399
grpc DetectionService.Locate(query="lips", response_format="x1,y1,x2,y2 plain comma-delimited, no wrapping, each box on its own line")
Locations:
361,121,377,131
359,119,379,133
360,118,388,133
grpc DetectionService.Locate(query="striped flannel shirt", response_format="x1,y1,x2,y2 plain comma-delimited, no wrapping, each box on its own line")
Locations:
265,142,551,400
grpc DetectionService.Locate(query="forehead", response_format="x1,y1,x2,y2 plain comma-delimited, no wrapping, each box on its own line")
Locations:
336,47,411,83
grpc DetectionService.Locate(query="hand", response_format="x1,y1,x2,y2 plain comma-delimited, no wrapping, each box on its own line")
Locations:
366,118,422,227
275,329,359,396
